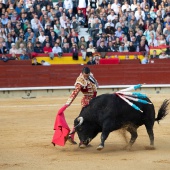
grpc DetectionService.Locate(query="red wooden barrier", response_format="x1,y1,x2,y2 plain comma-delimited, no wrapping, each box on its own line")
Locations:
0,63,170,88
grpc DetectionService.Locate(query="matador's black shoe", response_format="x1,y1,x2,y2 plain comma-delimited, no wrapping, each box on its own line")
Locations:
67,136,77,145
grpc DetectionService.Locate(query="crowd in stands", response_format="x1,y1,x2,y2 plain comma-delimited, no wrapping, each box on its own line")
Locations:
0,0,170,63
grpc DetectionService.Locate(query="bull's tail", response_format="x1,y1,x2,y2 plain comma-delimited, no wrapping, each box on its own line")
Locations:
155,99,169,124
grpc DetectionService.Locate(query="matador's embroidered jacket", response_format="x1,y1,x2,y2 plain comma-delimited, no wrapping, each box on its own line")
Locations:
66,73,98,107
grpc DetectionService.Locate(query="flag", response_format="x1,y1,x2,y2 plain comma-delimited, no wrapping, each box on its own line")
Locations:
52,105,70,146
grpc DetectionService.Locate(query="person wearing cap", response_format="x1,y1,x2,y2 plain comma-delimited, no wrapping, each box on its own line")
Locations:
34,42,44,53
105,23,115,36
65,67,98,144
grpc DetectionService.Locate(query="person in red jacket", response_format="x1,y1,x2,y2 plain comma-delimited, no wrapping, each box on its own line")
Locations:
43,42,52,54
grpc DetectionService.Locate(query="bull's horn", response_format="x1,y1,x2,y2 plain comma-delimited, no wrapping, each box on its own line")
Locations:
77,117,84,125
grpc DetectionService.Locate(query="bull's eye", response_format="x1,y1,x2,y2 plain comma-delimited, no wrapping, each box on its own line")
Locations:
78,127,82,131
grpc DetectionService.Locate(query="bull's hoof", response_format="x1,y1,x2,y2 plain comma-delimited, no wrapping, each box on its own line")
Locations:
123,145,132,151
79,144,87,149
145,145,155,150
97,145,104,151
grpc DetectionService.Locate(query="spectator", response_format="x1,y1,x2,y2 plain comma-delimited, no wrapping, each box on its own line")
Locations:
97,41,108,52
128,41,137,52
78,36,87,49
63,0,73,13
43,42,52,55
0,42,8,54
20,50,30,60
107,41,117,52
157,34,167,46
62,43,70,53
34,42,44,53
119,42,129,52
32,57,42,65
141,54,149,64
5,37,14,52
159,50,169,59
70,43,79,60
76,9,85,26
87,55,96,65
150,50,159,59
115,26,124,38
41,60,51,66
52,42,63,58
86,43,95,55
18,43,26,54
111,0,121,15
9,43,20,54
148,32,158,46
137,40,149,54
77,0,88,17
38,31,46,43
15,36,26,49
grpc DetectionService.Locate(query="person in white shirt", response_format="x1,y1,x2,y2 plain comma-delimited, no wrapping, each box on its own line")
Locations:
148,33,158,47
159,51,168,59
104,20,114,29
63,0,73,12
107,11,117,22
31,15,43,33
122,1,130,12
77,0,88,16
131,0,137,11
52,42,63,58
41,60,51,66
135,7,145,21
38,31,46,43
111,0,121,15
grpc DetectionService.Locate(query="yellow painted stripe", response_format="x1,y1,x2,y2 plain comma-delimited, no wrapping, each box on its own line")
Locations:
34,55,144,65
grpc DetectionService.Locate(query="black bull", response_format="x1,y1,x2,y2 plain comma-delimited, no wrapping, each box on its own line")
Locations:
74,94,169,150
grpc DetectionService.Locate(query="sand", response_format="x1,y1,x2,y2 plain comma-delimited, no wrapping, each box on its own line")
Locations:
0,94,170,170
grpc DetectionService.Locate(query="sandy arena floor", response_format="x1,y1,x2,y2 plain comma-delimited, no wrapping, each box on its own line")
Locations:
0,94,170,170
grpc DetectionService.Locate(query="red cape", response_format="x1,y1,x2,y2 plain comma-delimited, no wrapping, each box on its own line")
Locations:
52,105,70,146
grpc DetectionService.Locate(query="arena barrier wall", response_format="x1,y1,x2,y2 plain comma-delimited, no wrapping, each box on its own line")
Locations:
0,59,170,98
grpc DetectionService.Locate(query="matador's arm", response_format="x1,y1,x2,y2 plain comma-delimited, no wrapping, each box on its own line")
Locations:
66,83,82,106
